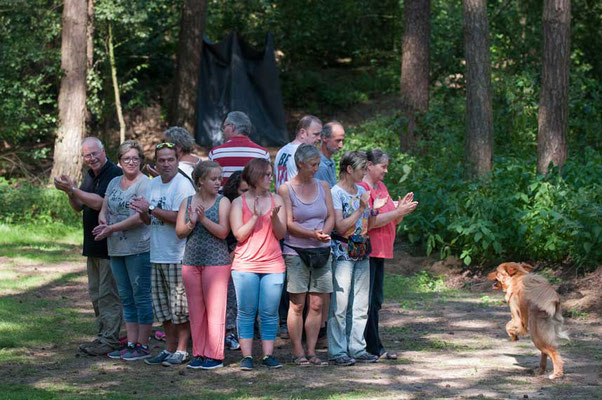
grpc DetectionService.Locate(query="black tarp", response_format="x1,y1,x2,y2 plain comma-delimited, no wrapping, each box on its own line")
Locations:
195,32,289,147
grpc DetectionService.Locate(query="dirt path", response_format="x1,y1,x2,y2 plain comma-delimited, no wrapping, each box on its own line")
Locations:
2,253,601,399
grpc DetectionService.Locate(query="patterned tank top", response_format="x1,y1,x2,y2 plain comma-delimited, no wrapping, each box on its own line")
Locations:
182,195,230,266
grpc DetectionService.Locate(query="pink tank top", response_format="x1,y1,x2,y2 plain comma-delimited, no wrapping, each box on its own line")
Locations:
232,193,285,273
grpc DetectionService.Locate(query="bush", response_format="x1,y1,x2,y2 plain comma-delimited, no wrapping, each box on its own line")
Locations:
343,104,602,272
0,178,81,226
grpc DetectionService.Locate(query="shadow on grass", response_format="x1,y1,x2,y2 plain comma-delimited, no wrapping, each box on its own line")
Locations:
1,266,601,400
0,271,94,350
0,241,81,264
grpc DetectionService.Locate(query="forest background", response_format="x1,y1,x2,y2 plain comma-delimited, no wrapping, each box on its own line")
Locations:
1,0,601,272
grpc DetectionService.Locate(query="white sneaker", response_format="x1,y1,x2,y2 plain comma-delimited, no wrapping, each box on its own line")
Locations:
162,350,189,366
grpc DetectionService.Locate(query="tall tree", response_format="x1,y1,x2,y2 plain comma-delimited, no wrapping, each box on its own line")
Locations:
400,0,430,151
50,0,89,182
537,0,570,174
463,0,493,177
170,0,208,133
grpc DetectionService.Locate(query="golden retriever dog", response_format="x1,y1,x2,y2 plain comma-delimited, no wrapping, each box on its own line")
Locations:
488,262,569,379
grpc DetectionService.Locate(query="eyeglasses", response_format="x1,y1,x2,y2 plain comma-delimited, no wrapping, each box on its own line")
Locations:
82,151,101,160
156,142,175,149
121,157,140,164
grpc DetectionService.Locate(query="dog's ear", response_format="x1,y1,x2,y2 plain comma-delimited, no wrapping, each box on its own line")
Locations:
502,263,518,276
519,263,534,272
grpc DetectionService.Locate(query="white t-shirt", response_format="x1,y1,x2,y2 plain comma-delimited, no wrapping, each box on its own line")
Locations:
274,142,300,190
146,173,195,264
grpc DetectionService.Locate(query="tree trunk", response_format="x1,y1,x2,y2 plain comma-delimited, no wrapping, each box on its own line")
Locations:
537,0,570,175
108,22,126,143
400,0,430,151
86,0,94,70
85,0,94,127
463,0,493,178
169,0,208,134
50,0,88,183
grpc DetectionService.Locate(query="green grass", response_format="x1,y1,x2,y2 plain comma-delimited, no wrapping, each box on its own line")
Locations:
0,223,82,264
0,223,92,363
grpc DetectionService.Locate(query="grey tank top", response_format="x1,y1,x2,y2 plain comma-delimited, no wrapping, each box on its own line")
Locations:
182,195,231,266
283,179,331,255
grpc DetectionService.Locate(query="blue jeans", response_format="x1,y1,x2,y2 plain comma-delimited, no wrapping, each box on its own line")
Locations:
110,252,153,324
231,270,285,340
328,258,370,359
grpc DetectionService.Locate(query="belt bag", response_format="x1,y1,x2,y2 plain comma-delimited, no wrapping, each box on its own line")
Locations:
287,245,331,269
332,233,371,260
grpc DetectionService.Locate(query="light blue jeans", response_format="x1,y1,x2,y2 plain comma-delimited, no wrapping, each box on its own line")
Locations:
110,252,153,324
231,270,285,340
328,257,371,359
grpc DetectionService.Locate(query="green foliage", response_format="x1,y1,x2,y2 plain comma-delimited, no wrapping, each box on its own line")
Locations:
345,87,602,271
0,0,61,144
0,178,81,226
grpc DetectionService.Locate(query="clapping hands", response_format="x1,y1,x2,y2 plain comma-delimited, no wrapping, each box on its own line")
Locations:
395,192,418,217
188,202,205,225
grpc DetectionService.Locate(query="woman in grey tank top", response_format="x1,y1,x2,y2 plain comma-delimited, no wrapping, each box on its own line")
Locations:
175,161,232,370
277,144,335,366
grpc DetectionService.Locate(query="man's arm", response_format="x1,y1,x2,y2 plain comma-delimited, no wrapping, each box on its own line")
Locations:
71,187,104,211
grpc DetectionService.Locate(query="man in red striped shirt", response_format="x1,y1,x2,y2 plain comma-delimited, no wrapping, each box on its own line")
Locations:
208,111,270,188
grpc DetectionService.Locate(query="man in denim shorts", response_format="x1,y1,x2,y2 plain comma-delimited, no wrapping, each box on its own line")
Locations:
131,141,195,366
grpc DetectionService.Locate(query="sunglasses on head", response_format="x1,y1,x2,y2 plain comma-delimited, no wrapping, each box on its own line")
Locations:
156,142,175,149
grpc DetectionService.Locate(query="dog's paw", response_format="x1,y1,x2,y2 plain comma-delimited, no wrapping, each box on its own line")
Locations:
537,367,546,376
549,372,563,380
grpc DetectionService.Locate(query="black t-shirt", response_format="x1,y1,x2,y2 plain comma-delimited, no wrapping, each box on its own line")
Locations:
80,160,122,258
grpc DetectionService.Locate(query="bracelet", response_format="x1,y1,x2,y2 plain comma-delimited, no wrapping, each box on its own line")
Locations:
370,208,380,217
69,186,76,197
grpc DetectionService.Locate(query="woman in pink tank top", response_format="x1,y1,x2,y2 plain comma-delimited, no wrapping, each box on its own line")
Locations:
229,158,287,370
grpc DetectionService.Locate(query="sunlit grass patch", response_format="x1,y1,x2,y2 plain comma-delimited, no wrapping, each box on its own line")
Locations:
0,223,82,264
384,271,447,299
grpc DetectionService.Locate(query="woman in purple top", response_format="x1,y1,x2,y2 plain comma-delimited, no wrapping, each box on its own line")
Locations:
278,144,335,366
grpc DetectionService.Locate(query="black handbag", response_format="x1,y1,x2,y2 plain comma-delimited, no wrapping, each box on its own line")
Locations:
287,245,331,269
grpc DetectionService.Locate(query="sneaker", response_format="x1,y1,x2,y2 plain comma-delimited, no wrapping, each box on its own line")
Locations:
279,326,289,339
355,353,378,363
187,356,204,369
82,342,115,356
240,356,254,371
107,344,134,360
200,358,223,370
144,350,173,365
330,355,356,366
122,344,151,361
162,350,189,366
261,355,282,369
225,333,240,350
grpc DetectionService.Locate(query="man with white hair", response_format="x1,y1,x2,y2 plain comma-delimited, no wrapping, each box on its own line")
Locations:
208,111,270,188
54,137,123,356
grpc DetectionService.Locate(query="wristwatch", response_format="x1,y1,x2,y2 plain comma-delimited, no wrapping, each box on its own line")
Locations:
148,204,156,215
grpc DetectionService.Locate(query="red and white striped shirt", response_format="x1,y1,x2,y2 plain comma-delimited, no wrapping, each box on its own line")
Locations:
208,136,270,187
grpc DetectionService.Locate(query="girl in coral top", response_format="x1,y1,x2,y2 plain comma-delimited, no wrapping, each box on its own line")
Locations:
229,158,287,370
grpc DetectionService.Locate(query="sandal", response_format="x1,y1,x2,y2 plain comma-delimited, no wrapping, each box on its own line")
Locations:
379,351,398,360
292,355,311,367
307,354,328,366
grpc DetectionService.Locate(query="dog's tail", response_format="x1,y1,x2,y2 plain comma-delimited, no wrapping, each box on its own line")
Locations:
523,274,569,344
553,304,570,341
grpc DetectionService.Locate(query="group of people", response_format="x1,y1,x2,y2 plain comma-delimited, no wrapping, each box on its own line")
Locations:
54,111,418,371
